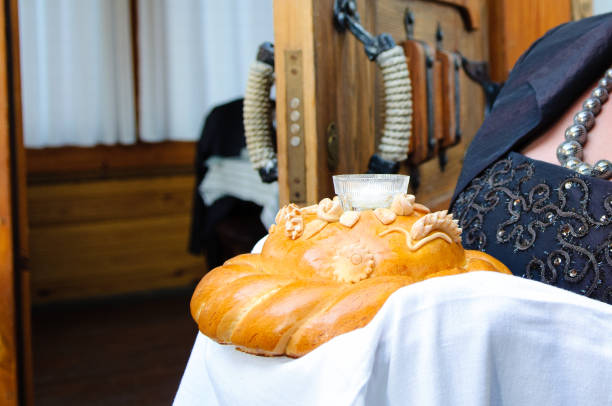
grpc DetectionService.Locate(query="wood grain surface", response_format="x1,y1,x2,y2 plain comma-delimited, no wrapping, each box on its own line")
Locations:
28,174,206,303
402,40,431,164
274,0,320,204
488,0,572,81
378,0,490,210
0,0,19,400
32,291,196,405
274,0,576,210
273,0,489,209
431,0,482,29
437,48,458,148
26,141,195,183
5,0,33,401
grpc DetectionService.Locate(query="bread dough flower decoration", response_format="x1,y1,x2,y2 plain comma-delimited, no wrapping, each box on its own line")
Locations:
390,193,430,216
391,193,415,215
274,193,444,244
332,242,375,283
190,192,511,359
274,197,348,240
317,197,343,222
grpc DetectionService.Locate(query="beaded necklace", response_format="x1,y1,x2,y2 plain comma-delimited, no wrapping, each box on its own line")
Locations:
556,68,612,179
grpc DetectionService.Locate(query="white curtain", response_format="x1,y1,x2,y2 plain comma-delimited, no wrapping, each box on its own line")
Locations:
594,0,612,14
18,0,136,148
18,0,273,147
137,0,274,142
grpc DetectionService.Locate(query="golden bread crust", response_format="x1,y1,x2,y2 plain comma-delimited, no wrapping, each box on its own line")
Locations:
190,197,511,357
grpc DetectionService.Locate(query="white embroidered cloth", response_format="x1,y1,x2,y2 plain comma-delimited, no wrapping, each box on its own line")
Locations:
175,242,612,406
200,150,279,228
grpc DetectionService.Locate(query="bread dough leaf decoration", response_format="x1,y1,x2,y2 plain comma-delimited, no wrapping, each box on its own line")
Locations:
414,203,431,213
276,203,301,224
332,243,375,283
301,204,319,215
191,198,511,358
374,208,397,225
286,217,304,240
391,193,416,216
277,203,304,240
303,219,328,239
339,210,360,228
379,210,461,251
317,196,343,222
411,210,461,243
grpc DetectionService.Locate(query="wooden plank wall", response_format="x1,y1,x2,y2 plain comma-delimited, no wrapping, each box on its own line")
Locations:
0,0,19,400
274,0,490,210
377,0,491,211
273,0,319,205
274,0,578,210
26,0,577,304
27,162,206,304
310,0,377,201
489,0,573,81
5,0,33,401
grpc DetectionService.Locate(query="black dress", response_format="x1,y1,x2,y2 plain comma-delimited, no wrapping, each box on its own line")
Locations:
451,13,612,304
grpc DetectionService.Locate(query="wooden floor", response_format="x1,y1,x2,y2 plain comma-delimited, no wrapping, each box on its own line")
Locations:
32,289,197,405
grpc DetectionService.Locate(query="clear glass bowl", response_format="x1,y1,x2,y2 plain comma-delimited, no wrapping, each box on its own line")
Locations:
332,174,410,211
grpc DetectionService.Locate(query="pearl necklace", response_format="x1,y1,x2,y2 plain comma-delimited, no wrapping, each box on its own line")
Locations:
556,68,612,179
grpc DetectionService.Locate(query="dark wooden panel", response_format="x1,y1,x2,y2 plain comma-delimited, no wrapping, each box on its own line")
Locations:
0,197,18,405
28,175,194,227
26,141,195,183
432,0,482,29
28,173,203,303
6,0,33,401
311,0,377,201
275,0,489,209
0,0,20,402
377,0,489,209
29,214,205,303
489,0,572,81
32,291,196,405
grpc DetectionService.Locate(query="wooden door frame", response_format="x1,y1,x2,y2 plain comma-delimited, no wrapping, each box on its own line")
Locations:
0,0,32,404
273,0,488,208
273,0,577,208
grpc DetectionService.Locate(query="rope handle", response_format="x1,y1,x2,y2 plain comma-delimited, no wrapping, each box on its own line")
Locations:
373,45,413,165
243,43,413,181
333,0,413,174
243,43,277,183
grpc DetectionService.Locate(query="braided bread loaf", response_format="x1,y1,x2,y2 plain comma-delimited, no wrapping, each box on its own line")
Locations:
190,195,511,357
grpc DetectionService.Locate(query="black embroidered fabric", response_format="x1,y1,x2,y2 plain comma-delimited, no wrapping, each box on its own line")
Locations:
451,151,612,304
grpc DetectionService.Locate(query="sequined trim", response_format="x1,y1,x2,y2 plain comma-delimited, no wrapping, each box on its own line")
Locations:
452,155,612,304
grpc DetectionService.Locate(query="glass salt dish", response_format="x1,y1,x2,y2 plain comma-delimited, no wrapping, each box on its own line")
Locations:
332,174,410,211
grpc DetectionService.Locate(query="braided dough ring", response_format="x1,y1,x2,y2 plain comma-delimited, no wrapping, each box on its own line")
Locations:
190,196,511,358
